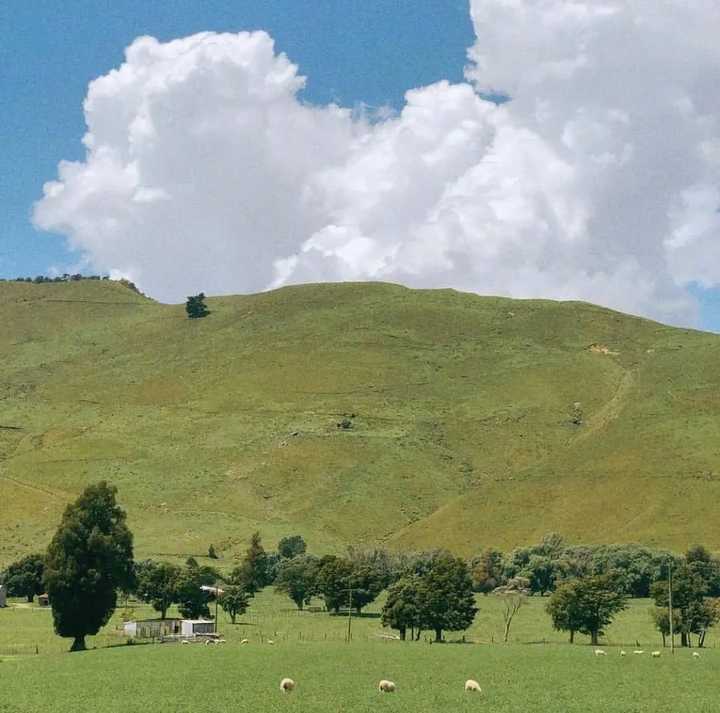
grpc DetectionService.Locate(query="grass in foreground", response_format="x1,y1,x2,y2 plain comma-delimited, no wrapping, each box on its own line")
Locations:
1,591,719,712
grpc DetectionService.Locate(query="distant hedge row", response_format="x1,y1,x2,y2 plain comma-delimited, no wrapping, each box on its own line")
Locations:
0,274,142,294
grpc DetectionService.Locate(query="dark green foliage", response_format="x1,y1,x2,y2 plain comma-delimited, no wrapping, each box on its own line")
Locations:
185,292,209,319
43,482,134,651
278,535,307,560
316,555,385,614
1,553,45,602
230,531,269,594
381,575,423,640
218,585,249,624
651,563,719,647
651,607,682,647
546,575,627,645
316,556,354,613
274,555,319,610
176,561,219,619
135,561,181,619
416,552,477,641
686,544,720,596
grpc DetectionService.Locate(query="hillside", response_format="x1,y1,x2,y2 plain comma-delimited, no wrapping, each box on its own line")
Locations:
2,280,720,567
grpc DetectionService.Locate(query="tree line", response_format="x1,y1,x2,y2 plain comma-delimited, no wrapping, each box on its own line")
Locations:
3,483,719,650
1,274,142,293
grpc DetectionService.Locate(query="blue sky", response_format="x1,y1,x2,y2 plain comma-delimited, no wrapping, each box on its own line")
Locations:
0,0,472,278
2,1,719,331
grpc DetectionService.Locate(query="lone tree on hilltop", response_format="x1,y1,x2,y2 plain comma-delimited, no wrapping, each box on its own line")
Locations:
2,553,46,603
185,292,209,319
547,574,626,645
44,482,134,652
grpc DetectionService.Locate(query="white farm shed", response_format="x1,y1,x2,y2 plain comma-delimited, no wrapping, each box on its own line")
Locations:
123,618,214,640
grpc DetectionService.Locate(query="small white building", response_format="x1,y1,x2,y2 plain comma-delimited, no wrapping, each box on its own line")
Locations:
123,618,215,640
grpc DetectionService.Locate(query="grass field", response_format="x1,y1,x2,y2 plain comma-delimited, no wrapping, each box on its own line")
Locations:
3,279,720,567
0,590,718,712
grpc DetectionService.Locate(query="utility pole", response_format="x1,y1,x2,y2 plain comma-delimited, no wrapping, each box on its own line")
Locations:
346,586,353,643
668,560,675,655
339,586,354,643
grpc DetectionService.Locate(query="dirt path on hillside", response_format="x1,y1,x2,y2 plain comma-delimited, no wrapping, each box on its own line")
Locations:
569,368,636,446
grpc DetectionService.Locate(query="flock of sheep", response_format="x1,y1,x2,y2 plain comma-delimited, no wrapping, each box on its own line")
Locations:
278,678,483,694
595,649,701,658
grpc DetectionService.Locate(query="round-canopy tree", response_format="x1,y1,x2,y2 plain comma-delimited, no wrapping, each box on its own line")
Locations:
2,553,45,603
44,482,134,651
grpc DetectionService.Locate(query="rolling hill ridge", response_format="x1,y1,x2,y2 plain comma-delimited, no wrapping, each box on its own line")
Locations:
2,279,720,567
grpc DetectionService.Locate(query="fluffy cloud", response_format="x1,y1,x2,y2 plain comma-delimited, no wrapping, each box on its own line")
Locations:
34,2,720,326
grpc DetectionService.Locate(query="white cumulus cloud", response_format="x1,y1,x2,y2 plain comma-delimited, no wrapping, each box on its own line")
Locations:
34,2,720,326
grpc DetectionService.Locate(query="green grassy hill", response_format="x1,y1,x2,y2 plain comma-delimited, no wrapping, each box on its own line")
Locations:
2,279,720,566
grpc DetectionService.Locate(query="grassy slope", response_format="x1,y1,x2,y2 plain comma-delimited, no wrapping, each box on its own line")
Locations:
2,280,720,565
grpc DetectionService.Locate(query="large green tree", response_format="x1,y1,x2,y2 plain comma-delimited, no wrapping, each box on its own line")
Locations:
230,532,269,594
44,482,134,651
274,555,319,610
218,585,249,624
176,560,219,619
2,553,45,603
381,575,423,641
651,564,719,647
547,575,626,645
135,560,181,619
277,535,307,560
417,552,477,642
185,293,209,319
316,556,354,614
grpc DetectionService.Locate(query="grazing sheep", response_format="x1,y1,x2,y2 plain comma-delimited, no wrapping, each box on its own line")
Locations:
181,640,190,645
378,680,396,693
594,649,607,656
693,652,701,658
280,678,295,693
240,639,249,645
651,651,661,658
267,639,275,645
633,650,644,655
620,650,627,656
464,680,482,693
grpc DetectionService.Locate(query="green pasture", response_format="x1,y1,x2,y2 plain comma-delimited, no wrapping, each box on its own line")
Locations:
0,591,718,712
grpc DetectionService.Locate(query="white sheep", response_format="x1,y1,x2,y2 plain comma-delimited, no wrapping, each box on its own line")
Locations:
651,651,661,658
267,639,275,645
594,649,607,656
378,680,396,693
280,678,295,693
464,680,482,693
620,650,627,656
693,651,701,658
633,650,644,655
181,640,190,645
240,639,249,645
